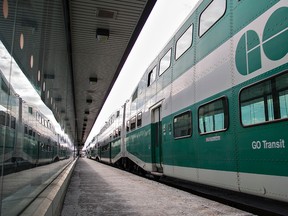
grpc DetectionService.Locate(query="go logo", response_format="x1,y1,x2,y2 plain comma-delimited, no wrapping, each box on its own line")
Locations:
235,7,288,75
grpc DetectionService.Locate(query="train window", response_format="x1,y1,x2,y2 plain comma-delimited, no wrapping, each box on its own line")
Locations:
28,106,33,114
1,78,9,94
11,116,16,129
176,25,193,60
198,97,228,134
199,0,226,37
0,111,5,125
116,110,120,118
137,112,142,128
132,87,138,102
4,113,10,126
148,66,157,86
126,120,130,132
24,125,28,134
240,72,288,126
1,113,10,127
130,116,136,131
159,49,171,75
173,111,192,139
118,126,121,136
114,129,118,138
28,127,33,136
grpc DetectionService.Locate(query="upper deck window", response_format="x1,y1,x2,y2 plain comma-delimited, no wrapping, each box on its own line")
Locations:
1,78,9,94
159,49,171,75
176,25,193,60
132,87,138,102
148,66,157,86
28,107,33,114
199,0,226,37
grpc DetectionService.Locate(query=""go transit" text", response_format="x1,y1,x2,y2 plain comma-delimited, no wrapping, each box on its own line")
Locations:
252,139,285,150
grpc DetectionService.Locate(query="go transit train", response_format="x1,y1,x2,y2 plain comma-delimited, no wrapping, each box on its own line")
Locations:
0,69,71,174
87,0,288,203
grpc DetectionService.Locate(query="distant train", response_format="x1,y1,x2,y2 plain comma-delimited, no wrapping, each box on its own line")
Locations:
0,70,71,174
86,0,288,203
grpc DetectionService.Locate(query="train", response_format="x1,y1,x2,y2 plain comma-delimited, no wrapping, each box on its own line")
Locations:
86,0,288,203
0,69,72,174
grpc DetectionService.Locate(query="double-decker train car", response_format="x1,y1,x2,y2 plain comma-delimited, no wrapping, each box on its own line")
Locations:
0,70,71,174
91,0,288,203
86,136,99,160
96,108,125,164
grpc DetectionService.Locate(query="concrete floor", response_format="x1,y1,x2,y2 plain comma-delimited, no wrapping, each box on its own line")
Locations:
61,158,253,216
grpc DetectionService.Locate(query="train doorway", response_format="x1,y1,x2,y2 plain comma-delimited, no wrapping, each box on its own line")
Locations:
151,106,163,173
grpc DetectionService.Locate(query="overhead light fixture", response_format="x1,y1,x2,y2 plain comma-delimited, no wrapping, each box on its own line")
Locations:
96,28,109,42
89,77,98,84
86,99,92,104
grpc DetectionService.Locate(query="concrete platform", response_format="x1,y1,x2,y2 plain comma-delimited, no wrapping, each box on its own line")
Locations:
61,158,254,216
19,158,77,216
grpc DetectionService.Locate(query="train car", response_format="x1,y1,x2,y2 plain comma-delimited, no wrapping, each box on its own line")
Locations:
20,100,59,165
0,71,21,171
96,108,125,165
58,134,71,160
86,136,99,160
0,70,72,173
92,0,288,203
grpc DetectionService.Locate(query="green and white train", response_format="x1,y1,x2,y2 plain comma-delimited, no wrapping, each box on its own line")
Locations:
87,0,288,203
0,70,71,174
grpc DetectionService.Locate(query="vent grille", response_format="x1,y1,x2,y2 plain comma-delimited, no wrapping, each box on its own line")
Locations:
96,9,117,19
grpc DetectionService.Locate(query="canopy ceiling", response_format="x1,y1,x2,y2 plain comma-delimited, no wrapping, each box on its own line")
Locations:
0,0,156,147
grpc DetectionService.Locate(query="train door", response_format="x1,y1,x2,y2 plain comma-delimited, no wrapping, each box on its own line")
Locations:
151,106,162,172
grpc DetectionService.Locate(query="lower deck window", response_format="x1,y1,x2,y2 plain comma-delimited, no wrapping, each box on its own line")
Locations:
0,111,5,126
130,116,136,131
137,112,142,128
173,111,192,138
198,97,228,134
240,72,288,126
126,120,130,132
